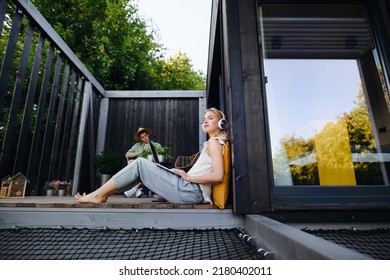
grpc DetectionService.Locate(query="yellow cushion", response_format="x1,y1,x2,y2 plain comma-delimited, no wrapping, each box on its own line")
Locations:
212,142,231,209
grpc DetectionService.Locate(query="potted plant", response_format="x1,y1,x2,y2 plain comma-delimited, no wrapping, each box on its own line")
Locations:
95,150,122,185
57,181,70,196
141,145,172,162
140,148,151,159
156,146,172,162
46,180,70,196
44,182,54,196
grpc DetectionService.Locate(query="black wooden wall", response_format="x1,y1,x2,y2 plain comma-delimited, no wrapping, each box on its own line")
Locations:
105,98,201,166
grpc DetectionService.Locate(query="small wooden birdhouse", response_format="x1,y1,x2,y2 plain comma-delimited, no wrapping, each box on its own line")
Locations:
0,175,12,198
8,173,28,198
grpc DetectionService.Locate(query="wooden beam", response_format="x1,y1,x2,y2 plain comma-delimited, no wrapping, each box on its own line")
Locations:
104,90,206,99
0,0,7,33
72,81,92,195
206,0,221,93
49,62,70,179
218,0,272,213
0,7,22,120
222,0,251,214
1,21,34,175
238,0,272,212
96,98,109,155
66,77,83,181
36,53,63,191
88,84,96,190
14,33,45,174
198,97,207,150
0,207,244,230
26,44,54,194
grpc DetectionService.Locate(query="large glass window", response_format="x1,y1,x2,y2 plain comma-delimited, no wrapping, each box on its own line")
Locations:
259,4,390,189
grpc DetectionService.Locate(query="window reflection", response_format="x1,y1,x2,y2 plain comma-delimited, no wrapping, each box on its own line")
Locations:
260,4,390,186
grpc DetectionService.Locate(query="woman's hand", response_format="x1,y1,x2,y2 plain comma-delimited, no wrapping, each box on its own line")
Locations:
171,168,189,180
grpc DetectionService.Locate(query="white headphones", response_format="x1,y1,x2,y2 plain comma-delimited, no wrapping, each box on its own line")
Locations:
218,111,228,130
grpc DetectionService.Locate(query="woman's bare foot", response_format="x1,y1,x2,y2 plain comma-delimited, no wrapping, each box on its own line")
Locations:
74,179,118,204
75,192,107,204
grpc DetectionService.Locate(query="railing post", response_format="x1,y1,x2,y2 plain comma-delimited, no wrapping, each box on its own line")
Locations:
72,81,92,195
96,97,109,156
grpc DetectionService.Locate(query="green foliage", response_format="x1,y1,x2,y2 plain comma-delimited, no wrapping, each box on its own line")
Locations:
156,146,172,159
339,88,383,184
30,0,205,90
139,149,150,158
158,52,206,90
95,150,122,174
276,135,318,185
139,145,172,159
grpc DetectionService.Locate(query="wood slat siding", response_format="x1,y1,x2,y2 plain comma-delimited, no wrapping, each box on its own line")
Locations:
105,95,202,166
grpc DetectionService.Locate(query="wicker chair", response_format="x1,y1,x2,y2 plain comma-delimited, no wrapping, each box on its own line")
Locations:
174,152,201,172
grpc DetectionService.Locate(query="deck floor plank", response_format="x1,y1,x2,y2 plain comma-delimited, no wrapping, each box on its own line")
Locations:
0,195,221,209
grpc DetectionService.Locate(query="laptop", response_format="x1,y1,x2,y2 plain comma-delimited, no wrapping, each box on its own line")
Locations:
149,140,180,176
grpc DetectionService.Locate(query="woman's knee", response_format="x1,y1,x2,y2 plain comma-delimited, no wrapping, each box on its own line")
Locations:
135,157,150,166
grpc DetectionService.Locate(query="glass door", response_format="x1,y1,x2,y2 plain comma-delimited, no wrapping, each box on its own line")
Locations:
258,3,390,206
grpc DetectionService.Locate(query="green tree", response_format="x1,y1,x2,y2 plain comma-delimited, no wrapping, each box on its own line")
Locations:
159,51,205,90
278,87,384,186
339,87,383,185
30,0,205,90
277,135,318,185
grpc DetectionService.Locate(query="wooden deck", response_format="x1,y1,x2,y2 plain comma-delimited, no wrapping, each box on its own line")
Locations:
0,195,220,209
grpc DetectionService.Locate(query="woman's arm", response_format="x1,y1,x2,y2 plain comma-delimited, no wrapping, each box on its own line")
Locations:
173,138,224,184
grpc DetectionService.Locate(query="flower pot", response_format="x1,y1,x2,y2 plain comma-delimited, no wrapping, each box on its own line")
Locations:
46,189,53,196
58,189,66,196
99,174,112,188
158,155,166,163
147,154,166,163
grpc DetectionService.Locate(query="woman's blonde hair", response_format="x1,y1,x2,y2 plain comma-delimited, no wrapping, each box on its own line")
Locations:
204,107,229,141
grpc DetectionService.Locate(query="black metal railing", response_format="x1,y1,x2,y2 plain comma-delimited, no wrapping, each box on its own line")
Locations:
0,0,104,195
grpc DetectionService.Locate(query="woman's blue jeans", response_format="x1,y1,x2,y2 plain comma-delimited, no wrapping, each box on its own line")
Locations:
112,157,204,204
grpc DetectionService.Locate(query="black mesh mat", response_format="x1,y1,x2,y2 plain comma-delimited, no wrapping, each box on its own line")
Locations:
302,227,390,260
0,227,263,260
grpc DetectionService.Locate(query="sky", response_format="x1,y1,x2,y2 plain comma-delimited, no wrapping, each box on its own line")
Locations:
136,0,212,73
264,59,362,156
